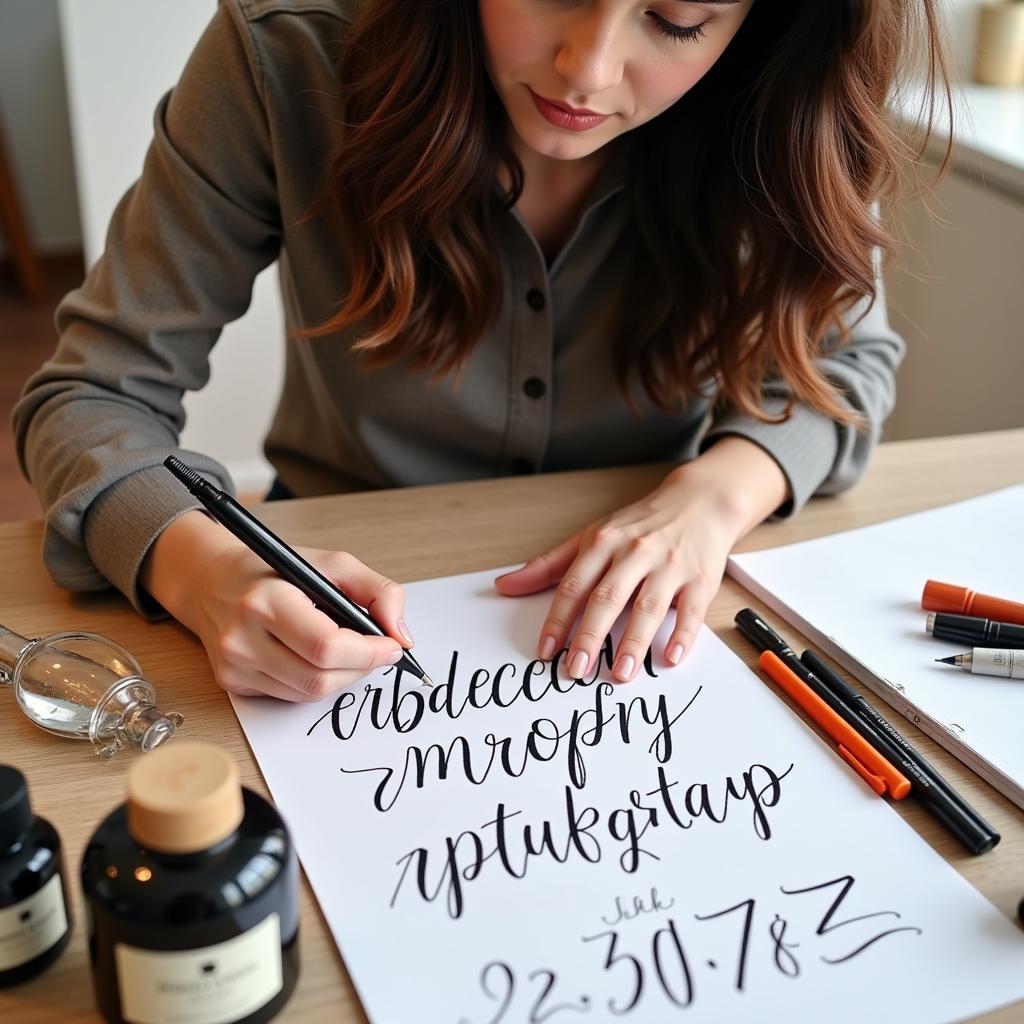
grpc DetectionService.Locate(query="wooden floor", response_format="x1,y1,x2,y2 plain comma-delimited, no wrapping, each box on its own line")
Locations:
0,254,85,522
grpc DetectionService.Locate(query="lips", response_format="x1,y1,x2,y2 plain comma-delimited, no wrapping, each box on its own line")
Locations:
528,88,611,132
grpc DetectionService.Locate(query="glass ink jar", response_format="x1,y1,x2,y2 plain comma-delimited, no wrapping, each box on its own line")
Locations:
81,741,299,1024
0,764,72,987
0,625,183,758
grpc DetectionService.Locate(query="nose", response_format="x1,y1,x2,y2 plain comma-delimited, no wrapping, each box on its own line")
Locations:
552,10,625,101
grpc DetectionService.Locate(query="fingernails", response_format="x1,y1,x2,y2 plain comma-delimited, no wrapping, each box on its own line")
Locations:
538,635,557,660
495,565,525,581
613,654,635,682
397,619,414,645
569,650,589,678
386,648,404,664
667,643,684,665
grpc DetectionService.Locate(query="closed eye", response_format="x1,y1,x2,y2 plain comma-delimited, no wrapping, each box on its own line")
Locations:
648,13,708,43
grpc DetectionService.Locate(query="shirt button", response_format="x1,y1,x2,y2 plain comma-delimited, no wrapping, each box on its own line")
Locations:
511,458,534,475
522,377,546,399
526,288,546,311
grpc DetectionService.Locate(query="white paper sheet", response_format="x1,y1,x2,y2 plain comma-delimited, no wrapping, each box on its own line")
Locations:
231,567,1024,1024
728,486,1024,809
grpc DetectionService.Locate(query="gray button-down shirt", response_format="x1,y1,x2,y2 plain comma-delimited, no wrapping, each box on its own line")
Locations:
14,0,904,615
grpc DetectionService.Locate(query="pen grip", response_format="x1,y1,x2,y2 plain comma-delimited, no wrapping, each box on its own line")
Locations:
210,493,381,637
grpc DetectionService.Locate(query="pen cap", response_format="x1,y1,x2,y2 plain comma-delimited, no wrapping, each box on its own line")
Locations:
127,742,244,854
922,581,971,615
923,581,1024,626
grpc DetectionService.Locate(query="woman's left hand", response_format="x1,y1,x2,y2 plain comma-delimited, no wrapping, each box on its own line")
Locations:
494,437,790,682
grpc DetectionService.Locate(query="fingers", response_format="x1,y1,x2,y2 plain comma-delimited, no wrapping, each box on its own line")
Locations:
534,537,615,663
493,533,581,598
606,570,679,682
565,565,714,683
527,521,721,683
663,578,715,668
213,577,404,701
224,670,324,704
260,577,400,667
316,551,413,647
562,538,660,681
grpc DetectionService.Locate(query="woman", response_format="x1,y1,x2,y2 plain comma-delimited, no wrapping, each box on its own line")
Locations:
14,0,949,701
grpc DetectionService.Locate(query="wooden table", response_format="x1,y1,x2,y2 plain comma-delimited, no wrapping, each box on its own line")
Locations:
2,428,1023,1023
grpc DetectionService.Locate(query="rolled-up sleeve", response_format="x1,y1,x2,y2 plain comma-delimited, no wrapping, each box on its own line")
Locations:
701,265,905,516
12,1,281,615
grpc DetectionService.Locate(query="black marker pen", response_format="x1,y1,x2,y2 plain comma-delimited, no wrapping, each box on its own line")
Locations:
164,456,432,688
801,649,999,855
734,608,999,855
927,612,1024,651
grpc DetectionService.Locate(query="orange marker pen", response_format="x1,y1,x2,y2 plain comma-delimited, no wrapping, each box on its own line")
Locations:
922,580,1024,628
757,651,911,799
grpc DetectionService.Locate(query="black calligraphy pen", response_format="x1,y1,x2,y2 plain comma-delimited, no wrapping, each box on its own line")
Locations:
734,608,999,855
164,456,432,687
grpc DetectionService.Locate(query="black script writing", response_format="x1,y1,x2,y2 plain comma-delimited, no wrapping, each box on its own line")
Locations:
392,760,793,919
338,684,701,813
307,637,659,742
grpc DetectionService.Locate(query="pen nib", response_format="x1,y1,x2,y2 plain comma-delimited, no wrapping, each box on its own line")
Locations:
421,675,435,688
935,656,956,665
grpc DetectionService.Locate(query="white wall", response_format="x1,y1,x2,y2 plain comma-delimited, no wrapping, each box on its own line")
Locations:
884,171,1024,441
0,0,81,256
939,0,981,79
59,0,281,494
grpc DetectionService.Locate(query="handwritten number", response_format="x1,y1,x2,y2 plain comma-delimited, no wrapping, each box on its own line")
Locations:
768,915,800,977
694,898,755,991
526,969,588,1022
582,929,644,1015
477,961,515,1024
651,918,695,1007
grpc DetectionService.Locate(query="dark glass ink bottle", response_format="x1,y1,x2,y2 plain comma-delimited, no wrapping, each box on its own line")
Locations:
81,741,299,1024
0,764,72,987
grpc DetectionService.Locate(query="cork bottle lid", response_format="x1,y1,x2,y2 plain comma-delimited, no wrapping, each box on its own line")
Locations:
127,742,243,854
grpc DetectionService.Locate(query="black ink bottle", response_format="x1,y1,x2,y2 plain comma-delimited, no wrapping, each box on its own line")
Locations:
0,764,72,986
81,741,299,1024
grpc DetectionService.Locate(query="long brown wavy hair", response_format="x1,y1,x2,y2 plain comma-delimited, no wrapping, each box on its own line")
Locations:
299,0,951,425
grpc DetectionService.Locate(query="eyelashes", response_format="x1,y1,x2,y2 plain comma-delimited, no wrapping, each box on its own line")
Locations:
543,2,710,45
648,14,708,43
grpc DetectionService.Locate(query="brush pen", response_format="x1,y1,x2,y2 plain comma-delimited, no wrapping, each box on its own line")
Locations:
756,651,909,798
735,610,909,795
735,609,999,853
936,648,1024,680
164,456,433,688
801,649,999,855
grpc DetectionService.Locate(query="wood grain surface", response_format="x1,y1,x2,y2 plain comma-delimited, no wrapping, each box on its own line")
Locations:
1,428,1022,1023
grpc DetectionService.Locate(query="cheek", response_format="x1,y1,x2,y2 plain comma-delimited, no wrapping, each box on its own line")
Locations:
631,43,736,115
478,1,546,78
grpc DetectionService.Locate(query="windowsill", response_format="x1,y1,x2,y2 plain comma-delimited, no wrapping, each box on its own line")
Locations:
894,78,1024,201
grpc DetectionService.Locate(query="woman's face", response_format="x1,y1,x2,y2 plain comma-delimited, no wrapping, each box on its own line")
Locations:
478,0,755,165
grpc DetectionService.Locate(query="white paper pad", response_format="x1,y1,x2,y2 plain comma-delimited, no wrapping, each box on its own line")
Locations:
728,486,1024,810
231,567,1024,1024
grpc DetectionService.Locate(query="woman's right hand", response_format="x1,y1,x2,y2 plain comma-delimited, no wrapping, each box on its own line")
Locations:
140,511,410,702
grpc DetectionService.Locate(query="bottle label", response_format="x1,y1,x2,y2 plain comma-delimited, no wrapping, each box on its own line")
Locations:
0,872,68,971
115,912,283,1024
